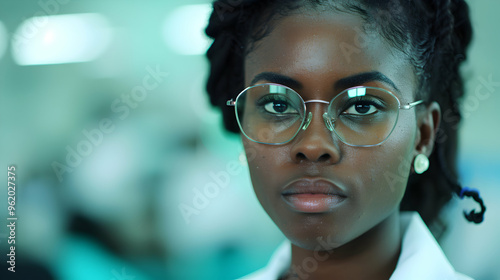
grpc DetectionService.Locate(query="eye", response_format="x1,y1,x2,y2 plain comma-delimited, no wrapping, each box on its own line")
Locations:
343,101,378,115
264,100,294,113
258,95,299,115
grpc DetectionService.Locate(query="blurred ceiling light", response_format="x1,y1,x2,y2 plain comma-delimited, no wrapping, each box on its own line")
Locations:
0,21,7,60
163,4,213,55
11,13,112,66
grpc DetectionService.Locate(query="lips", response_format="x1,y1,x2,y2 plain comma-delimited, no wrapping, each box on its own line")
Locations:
281,178,347,213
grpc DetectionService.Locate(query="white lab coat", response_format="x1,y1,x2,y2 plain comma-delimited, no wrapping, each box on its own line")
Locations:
239,212,473,280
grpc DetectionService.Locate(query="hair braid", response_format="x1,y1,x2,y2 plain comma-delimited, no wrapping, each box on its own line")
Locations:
206,2,245,133
402,0,485,224
433,0,485,223
205,0,277,133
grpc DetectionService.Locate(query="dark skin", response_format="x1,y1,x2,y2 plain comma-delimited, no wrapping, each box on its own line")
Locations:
242,9,441,280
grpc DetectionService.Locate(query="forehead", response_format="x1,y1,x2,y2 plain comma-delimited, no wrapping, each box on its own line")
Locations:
244,9,416,99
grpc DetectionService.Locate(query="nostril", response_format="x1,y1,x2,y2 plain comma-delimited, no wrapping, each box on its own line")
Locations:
296,152,307,161
318,154,331,162
295,152,332,162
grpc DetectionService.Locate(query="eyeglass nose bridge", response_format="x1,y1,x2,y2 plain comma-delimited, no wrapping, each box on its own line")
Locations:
301,100,334,132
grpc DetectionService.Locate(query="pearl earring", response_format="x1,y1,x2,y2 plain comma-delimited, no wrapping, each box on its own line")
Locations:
414,154,429,174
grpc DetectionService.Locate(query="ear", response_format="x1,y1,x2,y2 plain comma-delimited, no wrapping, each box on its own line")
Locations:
414,101,441,157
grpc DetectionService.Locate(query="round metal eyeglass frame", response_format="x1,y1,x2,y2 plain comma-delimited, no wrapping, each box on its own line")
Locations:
226,83,424,147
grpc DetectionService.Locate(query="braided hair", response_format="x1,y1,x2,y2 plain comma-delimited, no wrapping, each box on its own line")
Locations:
205,0,486,226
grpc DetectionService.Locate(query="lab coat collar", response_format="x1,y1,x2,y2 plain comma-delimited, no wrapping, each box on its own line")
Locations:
240,212,473,280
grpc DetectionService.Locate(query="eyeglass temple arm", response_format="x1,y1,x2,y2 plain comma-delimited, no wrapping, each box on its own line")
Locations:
228,98,424,108
401,100,424,110
227,99,330,108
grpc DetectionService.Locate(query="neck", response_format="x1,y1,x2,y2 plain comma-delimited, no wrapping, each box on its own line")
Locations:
285,211,402,280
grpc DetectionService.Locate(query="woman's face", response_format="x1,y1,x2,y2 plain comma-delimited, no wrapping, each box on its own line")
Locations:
243,10,421,250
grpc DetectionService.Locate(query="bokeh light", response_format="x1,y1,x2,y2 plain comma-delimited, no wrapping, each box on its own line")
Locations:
12,13,111,65
162,4,212,55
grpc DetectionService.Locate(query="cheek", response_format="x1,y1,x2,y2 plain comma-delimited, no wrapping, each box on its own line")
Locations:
365,116,417,206
242,137,288,208
340,114,416,222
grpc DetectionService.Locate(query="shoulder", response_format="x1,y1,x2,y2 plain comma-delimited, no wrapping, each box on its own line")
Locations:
390,212,474,280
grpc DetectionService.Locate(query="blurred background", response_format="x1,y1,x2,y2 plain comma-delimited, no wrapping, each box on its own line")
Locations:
0,0,498,279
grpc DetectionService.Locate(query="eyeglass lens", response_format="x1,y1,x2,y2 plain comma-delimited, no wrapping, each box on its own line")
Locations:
235,84,400,146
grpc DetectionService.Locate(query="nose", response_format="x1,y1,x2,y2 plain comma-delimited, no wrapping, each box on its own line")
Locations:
290,105,341,164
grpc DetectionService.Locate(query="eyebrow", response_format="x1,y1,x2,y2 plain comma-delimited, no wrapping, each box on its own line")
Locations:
250,71,399,93
250,72,302,89
334,71,400,93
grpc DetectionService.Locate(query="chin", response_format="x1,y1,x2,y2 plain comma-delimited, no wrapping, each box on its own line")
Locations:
273,212,351,251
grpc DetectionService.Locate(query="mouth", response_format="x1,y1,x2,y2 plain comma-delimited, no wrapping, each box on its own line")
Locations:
281,178,347,213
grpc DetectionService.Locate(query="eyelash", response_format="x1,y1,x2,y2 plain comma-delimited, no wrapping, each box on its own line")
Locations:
341,97,384,112
256,95,290,107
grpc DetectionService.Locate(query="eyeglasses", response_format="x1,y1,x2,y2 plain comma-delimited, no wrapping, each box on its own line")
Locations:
227,83,424,147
